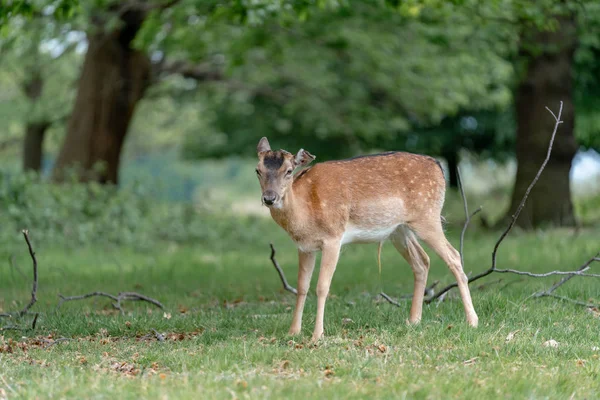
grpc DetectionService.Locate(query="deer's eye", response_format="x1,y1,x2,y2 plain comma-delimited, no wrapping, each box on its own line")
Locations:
255,169,261,176
286,169,293,176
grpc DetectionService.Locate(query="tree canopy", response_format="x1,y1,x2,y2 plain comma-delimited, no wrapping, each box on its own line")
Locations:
1,0,599,226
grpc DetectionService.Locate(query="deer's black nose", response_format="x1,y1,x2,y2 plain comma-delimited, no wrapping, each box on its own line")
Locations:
262,191,277,206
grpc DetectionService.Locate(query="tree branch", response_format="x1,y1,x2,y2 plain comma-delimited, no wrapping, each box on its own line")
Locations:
57,291,164,314
457,167,482,270
20,230,38,316
1,230,40,331
269,244,297,295
153,59,287,102
424,101,599,309
155,60,223,82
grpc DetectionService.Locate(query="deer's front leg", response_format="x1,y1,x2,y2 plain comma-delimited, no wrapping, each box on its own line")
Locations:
288,250,316,335
312,241,341,342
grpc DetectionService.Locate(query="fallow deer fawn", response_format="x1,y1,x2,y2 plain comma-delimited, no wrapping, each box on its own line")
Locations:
255,137,478,342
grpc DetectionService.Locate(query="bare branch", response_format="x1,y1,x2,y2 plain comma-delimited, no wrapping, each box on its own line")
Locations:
57,291,163,313
379,292,402,307
428,102,568,303
494,268,600,278
491,101,563,270
533,253,600,296
31,313,39,330
380,280,440,306
537,293,597,308
152,329,165,342
117,292,165,309
20,230,39,316
269,244,298,295
42,337,70,349
57,292,120,310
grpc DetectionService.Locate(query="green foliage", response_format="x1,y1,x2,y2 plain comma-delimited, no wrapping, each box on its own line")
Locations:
0,170,265,248
179,1,515,160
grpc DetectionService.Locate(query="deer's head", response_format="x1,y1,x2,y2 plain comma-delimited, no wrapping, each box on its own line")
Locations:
255,137,315,208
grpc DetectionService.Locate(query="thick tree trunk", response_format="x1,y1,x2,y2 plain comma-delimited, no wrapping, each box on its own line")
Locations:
507,15,578,229
52,10,150,184
23,122,49,172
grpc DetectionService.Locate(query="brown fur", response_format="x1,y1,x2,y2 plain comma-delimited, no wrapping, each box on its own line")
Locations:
260,152,446,251
255,137,478,341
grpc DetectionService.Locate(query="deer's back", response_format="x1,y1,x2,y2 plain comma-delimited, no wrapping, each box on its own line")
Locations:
294,151,446,228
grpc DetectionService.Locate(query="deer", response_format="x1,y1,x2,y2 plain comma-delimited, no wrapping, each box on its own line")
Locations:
255,137,478,342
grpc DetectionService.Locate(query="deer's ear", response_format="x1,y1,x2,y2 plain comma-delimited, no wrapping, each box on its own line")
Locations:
294,149,316,167
257,137,271,154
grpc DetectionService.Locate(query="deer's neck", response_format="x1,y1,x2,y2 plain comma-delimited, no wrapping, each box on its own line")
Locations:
269,185,308,239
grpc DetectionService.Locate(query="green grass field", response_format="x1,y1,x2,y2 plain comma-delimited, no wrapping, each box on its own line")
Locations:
1,221,599,399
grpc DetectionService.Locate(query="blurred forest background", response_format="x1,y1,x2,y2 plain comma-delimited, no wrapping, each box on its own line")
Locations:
1,0,600,248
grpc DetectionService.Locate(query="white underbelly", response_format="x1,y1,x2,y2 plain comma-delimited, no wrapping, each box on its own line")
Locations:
341,224,399,245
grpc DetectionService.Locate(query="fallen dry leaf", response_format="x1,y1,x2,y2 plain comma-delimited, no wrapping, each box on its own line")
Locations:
342,318,353,325
463,357,479,365
543,339,559,348
163,312,172,320
587,307,600,318
576,359,586,367
505,330,520,343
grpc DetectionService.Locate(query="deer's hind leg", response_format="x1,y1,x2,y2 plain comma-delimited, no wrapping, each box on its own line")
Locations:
409,218,478,327
390,226,431,324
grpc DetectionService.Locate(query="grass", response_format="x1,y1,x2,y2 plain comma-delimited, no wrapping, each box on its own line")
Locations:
1,221,599,399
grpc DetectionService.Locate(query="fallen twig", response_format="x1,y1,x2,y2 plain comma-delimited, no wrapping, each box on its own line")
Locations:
20,230,38,316
269,243,298,295
539,293,597,308
42,337,70,349
57,291,164,314
118,292,165,309
152,329,165,342
1,230,40,331
139,329,166,342
379,292,402,307
533,252,600,300
380,280,440,306
31,313,39,330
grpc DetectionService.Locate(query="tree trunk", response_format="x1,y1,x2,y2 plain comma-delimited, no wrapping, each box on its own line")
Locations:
443,151,459,188
52,9,150,184
507,14,578,229
23,122,50,172
21,69,48,173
